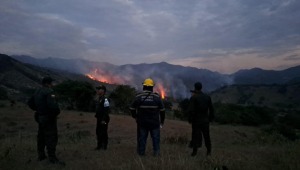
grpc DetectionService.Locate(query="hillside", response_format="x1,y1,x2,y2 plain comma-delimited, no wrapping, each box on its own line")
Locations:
231,66,300,85
0,100,299,170
0,54,114,102
211,84,300,110
11,55,232,98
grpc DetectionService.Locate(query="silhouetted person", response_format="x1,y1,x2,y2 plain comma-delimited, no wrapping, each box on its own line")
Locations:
188,82,214,156
130,78,165,156
27,76,65,165
95,85,110,150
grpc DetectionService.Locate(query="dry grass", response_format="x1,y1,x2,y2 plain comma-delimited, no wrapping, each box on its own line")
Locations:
0,100,299,170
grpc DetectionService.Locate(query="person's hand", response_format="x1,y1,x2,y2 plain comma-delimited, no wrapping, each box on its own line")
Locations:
101,121,107,125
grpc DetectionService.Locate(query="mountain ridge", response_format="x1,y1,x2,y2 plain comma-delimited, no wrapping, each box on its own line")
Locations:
4,54,300,100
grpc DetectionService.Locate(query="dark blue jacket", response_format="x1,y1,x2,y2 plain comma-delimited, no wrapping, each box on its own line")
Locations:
130,90,165,129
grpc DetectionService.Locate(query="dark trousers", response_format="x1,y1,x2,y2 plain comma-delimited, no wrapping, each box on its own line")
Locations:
96,119,108,148
191,123,211,153
137,126,160,155
37,119,58,158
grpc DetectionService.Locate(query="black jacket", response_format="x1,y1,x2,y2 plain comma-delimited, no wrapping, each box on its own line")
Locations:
95,95,110,123
130,90,165,129
188,91,214,124
29,87,60,117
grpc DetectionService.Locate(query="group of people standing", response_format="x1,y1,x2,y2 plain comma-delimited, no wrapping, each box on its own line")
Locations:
28,76,214,165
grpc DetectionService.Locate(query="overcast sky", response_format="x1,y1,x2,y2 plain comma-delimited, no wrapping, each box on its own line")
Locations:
1,0,300,73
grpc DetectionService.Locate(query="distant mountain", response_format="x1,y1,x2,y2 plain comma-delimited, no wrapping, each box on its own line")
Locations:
12,55,117,74
10,55,300,99
11,55,232,98
231,66,300,85
0,54,109,101
211,84,300,110
114,62,232,98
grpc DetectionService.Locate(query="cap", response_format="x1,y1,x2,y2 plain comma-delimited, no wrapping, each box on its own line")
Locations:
96,85,106,91
42,76,54,84
190,82,202,93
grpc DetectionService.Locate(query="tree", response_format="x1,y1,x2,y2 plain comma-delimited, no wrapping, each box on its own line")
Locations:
109,85,136,114
54,80,95,111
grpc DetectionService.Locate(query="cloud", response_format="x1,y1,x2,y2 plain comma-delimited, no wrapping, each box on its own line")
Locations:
0,0,300,73
169,46,300,73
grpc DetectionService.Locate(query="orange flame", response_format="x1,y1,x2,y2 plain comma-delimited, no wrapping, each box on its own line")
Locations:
86,68,168,99
156,83,166,99
85,68,125,84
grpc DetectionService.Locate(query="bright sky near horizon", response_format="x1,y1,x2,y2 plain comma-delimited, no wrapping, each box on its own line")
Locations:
1,0,300,74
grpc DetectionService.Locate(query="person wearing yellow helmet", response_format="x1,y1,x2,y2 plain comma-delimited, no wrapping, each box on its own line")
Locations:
130,78,165,156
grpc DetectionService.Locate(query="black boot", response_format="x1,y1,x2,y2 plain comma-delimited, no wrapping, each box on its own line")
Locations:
102,143,107,150
191,148,197,157
37,152,47,161
49,155,65,166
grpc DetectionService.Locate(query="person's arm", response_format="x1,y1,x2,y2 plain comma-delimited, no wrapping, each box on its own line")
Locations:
208,97,214,122
158,96,165,125
103,98,110,124
187,96,195,124
129,97,138,118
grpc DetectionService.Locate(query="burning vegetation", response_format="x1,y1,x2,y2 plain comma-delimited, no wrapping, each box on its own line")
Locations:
86,68,168,100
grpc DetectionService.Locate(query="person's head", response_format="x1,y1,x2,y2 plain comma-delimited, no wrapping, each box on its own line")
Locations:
42,76,54,87
190,82,202,93
142,78,154,92
96,85,106,96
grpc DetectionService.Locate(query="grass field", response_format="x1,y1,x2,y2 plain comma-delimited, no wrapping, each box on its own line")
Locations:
0,101,299,170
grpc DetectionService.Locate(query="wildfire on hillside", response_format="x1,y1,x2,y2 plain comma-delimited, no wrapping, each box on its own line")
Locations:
155,83,166,100
86,68,168,99
85,68,125,84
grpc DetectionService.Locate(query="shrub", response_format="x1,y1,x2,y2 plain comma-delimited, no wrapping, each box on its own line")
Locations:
214,103,274,126
54,80,95,111
109,85,136,114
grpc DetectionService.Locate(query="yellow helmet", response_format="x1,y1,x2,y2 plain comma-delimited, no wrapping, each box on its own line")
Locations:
143,78,155,87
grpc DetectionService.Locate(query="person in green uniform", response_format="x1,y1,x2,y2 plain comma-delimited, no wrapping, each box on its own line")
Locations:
188,82,214,156
28,76,65,165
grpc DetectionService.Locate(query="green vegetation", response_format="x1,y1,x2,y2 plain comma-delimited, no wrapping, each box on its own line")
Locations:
109,85,136,114
54,80,96,111
213,103,274,126
175,99,300,141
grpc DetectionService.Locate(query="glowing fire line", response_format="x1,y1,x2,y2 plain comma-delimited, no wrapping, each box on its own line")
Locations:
156,84,166,99
86,68,167,99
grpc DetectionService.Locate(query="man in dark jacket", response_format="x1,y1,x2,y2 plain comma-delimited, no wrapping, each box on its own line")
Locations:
130,78,165,156
188,82,214,156
28,76,64,165
95,85,110,150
